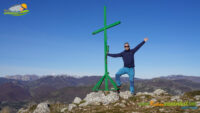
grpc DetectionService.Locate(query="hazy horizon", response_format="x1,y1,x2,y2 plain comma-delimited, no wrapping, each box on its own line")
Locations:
1,73,200,79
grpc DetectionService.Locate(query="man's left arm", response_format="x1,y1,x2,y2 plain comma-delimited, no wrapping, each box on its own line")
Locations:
130,38,148,53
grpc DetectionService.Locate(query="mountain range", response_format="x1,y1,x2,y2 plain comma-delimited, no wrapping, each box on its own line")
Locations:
0,74,199,112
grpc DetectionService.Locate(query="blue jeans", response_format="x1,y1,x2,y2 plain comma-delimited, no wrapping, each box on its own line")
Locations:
115,67,135,94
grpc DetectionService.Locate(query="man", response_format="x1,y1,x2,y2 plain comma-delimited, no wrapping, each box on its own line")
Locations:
107,38,148,95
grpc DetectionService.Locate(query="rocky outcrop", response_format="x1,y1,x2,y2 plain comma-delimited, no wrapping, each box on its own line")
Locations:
33,102,50,113
153,89,168,96
18,89,200,113
80,91,119,106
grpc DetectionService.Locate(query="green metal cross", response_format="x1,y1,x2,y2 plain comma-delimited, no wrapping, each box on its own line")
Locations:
92,6,121,91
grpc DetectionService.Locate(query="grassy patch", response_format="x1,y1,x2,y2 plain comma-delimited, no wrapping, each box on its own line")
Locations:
184,90,200,97
79,100,86,104
129,96,137,102
28,105,37,112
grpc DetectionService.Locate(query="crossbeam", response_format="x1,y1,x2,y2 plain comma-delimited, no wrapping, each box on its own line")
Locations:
92,21,121,35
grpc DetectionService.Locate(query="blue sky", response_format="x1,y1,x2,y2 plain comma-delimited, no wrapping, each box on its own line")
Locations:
0,0,199,78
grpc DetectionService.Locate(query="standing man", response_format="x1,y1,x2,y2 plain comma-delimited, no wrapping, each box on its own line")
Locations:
107,38,148,95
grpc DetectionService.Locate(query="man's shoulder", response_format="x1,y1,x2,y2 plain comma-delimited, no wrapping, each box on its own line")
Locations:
121,50,125,52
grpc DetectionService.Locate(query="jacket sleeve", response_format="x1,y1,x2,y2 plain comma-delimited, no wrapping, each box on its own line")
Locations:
130,41,145,53
107,52,122,57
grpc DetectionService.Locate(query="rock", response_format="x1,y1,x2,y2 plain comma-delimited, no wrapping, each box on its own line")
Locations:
150,98,157,102
153,89,168,96
122,100,126,103
174,90,183,95
94,102,101,105
33,102,50,113
189,99,194,101
131,102,135,105
136,92,154,96
196,101,200,107
61,108,67,112
144,105,152,108
84,91,105,104
159,108,165,112
119,103,126,107
102,91,119,105
83,91,119,105
170,96,181,101
120,91,132,99
136,92,142,96
17,108,29,113
114,103,119,106
194,95,200,100
68,104,76,111
79,102,88,107
73,97,82,104
140,95,145,99
114,103,126,107
143,92,154,96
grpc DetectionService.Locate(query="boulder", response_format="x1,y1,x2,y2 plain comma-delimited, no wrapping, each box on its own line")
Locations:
79,102,89,107
140,95,145,99
83,91,119,105
33,102,50,113
194,95,200,100
159,108,165,112
153,89,168,96
60,108,67,112
17,108,29,113
84,91,105,103
136,92,154,96
73,97,82,104
114,103,126,107
68,104,76,111
102,91,119,105
196,101,200,107
119,91,132,99
122,100,126,103
170,96,181,101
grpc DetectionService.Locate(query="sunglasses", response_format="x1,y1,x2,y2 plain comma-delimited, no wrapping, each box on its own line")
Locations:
124,46,129,48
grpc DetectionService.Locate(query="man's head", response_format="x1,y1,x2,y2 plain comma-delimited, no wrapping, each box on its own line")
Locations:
124,42,130,51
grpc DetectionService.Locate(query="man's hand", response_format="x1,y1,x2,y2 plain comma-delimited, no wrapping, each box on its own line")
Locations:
106,51,108,55
144,37,149,42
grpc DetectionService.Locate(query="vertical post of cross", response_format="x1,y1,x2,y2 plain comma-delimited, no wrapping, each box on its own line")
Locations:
92,6,121,91
104,6,108,91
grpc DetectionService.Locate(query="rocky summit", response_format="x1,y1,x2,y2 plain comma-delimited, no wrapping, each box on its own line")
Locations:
18,89,200,113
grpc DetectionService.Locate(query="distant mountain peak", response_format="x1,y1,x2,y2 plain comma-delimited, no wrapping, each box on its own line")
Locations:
4,75,39,81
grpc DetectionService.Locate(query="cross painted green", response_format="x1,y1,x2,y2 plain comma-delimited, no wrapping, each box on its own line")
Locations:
92,6,121,91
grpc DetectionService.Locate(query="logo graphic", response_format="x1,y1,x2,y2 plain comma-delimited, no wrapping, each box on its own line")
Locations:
4,3,29,16
138,100,198,109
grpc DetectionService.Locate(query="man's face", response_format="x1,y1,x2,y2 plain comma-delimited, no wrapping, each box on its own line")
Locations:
124,43,130,50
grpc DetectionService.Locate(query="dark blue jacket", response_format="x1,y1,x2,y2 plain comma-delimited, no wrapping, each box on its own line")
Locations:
107,41,145,68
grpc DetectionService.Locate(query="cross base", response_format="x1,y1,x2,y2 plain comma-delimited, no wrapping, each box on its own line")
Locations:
92,72,118,91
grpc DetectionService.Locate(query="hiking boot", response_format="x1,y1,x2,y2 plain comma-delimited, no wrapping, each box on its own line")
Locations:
131,92,136,96
117,85,121,94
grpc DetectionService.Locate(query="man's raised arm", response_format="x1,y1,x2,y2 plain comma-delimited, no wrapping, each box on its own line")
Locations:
131,38,148,53
107,52,122,58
